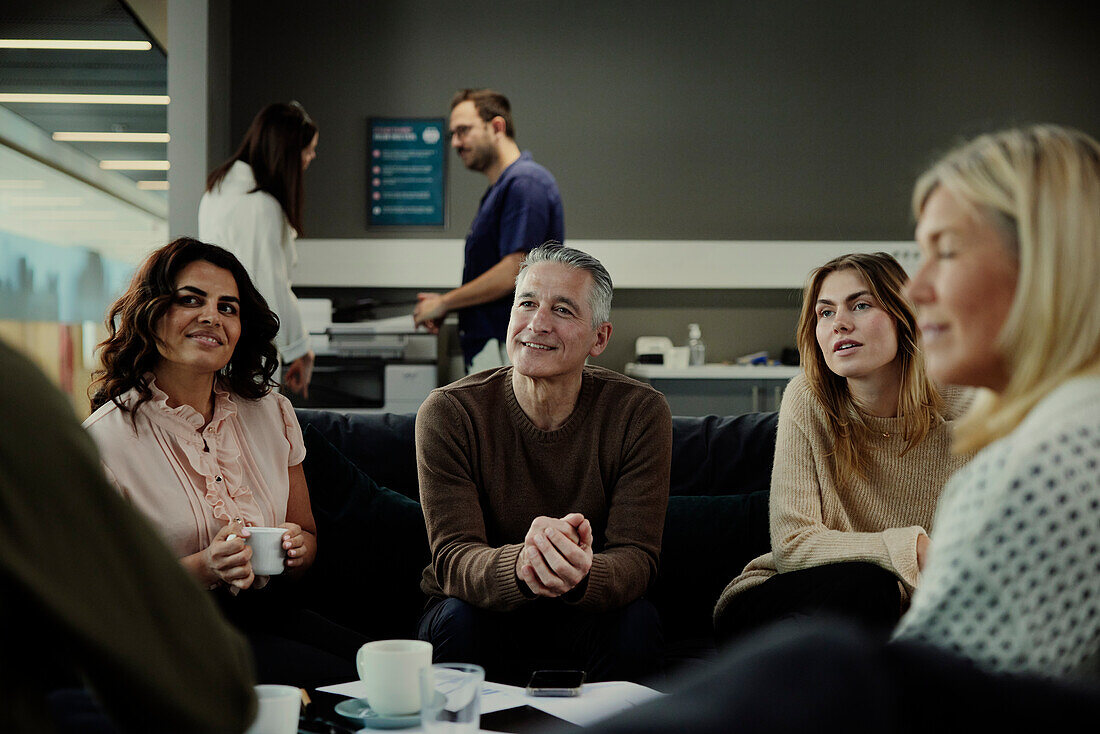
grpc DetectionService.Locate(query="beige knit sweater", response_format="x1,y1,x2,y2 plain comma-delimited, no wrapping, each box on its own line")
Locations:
714,374,973,621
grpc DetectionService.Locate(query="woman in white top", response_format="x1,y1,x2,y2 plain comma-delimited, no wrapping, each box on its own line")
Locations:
199,101,319,397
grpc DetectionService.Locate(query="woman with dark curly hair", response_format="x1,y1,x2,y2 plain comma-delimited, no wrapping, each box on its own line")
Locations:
90,238,280,422
84,237,365,688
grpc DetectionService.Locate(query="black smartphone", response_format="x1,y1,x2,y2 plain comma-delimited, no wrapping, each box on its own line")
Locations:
526,669,586,697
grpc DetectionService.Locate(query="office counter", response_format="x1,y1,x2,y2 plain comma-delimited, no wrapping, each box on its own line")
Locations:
623,363,800,417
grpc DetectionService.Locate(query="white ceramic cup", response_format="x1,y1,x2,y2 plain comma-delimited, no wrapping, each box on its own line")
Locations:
356,639,434,716
244,527,287,576
244,684,299,734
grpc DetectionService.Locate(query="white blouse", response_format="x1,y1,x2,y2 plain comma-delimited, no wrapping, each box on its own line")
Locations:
198,160,311,364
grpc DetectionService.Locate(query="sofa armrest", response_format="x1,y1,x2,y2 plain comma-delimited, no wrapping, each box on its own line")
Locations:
298,424,430,640
670,412,779,497
653,492,771,640
296,408,419,500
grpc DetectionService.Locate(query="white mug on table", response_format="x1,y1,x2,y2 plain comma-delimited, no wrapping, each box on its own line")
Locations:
356,639,434,716
244,684,299,734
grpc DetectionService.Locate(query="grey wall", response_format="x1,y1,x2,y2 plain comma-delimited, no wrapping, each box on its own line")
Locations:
219,0,1100,241
213,0,1099,372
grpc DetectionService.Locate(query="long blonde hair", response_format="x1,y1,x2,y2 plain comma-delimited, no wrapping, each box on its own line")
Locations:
913,125,1100,454
797,252,945,481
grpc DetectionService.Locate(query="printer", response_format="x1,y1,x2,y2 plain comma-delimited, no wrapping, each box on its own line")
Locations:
294,299,438,414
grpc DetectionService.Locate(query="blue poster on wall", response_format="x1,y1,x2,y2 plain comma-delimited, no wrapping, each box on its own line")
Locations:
367,117,446,227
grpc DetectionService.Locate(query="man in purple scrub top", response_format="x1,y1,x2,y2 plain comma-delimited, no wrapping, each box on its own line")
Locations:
413,88,564,373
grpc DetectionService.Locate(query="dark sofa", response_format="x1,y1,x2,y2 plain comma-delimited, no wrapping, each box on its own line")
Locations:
294,408,778,671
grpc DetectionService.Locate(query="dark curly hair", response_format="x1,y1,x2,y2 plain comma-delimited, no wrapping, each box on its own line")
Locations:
90,237,280,423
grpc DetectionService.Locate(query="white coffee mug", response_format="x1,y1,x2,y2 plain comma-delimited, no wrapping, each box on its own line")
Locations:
356,639,433,716
244,527,287,576
244,684,299,734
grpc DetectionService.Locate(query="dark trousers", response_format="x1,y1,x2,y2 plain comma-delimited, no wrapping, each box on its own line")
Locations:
569,618,1100,734
714,561,902,646
213,580,370,689
417,596,663,686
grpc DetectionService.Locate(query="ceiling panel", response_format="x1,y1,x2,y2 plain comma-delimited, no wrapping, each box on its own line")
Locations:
0,0,168,186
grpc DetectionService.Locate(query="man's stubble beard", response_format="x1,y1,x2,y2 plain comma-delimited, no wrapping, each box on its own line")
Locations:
464,141,499,173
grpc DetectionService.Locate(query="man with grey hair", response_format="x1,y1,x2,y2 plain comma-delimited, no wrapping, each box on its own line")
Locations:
415,243,672,685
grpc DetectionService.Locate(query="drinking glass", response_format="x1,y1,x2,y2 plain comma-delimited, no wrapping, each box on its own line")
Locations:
419,663,484,733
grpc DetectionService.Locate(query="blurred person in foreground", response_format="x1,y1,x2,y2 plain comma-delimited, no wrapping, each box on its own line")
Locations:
0,339,255,733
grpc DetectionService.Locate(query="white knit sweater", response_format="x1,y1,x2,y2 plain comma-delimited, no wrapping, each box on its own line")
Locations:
894,376,1100,681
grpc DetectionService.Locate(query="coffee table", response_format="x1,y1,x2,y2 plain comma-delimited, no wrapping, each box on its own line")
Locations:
310,679,662,733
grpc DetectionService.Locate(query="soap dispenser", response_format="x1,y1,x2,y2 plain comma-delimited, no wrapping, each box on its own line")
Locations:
688,323,706,366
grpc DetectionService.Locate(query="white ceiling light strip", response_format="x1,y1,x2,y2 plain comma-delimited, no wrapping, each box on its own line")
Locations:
0,93,169,105
0,105,166,219
6,195,84,207
53,131,169,143
99,160,169,170
0,179,46,189
0,39,152,51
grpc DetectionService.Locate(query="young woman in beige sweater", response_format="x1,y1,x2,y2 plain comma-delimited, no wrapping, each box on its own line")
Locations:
714,252,972,643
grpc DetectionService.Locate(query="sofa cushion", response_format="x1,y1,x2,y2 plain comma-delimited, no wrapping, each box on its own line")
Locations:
293,407,779,650
296,409,419,500
299,424,429,640
296,408,780,501
669,412,778,497
652,491,771,639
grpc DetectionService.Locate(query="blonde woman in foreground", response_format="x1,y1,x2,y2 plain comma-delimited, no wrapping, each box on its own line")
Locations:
892,125,1100,678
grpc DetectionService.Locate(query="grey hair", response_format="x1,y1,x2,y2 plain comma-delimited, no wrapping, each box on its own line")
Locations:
516,242,613,327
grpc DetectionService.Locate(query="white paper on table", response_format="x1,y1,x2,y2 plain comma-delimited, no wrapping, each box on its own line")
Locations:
317,680,368,698
523,681,664,726
476,680,528,714
315,679,528,716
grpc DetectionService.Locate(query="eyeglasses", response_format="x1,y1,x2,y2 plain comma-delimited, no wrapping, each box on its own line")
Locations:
450,124,476,140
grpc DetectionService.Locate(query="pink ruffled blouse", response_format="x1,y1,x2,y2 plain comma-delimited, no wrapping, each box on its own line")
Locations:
82,377,306,557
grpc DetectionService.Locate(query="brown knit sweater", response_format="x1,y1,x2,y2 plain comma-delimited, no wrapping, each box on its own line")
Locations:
416,365,672,613
714,374,974,621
